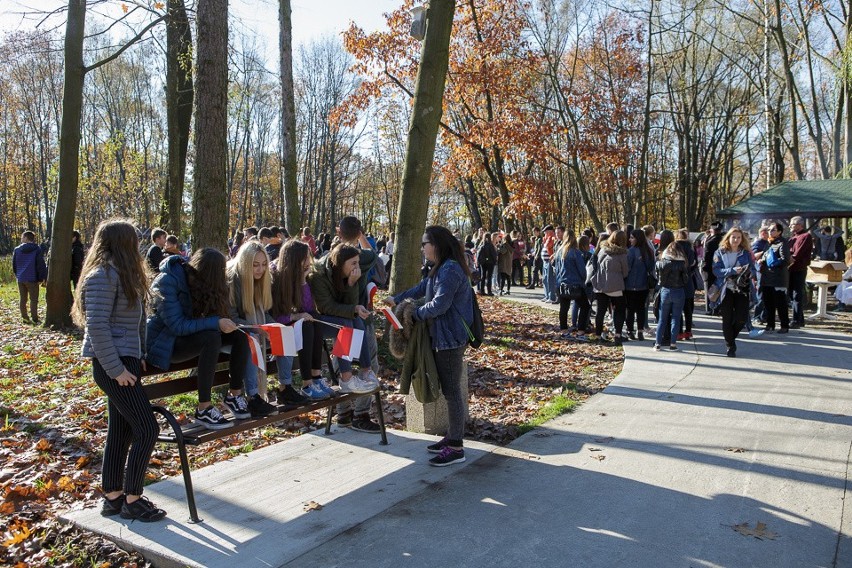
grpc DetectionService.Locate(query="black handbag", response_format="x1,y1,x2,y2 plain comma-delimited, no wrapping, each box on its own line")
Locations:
559,282,585,300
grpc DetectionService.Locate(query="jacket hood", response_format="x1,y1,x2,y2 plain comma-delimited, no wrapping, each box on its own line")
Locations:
600,240,627,256
18,242,40,253
663,250,685,261
158,254,187,277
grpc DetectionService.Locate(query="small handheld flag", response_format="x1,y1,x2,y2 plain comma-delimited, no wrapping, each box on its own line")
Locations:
366,281,378,310
332,326,364,361
246,333,266,373
381,306,403,330
258,323,297,357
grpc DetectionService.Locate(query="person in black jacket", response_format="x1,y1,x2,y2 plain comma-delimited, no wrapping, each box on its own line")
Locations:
702,221,724,314
71,230,85,289
12,231,48,323
145,228,167,273
757,222,790,333
476,233,497,296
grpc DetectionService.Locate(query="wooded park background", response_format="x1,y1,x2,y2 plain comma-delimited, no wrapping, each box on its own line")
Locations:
1,0,850,253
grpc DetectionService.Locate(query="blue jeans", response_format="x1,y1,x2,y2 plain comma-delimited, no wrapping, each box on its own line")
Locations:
656,287,685,346
316,314,371,373
242,332,261,397
542,261,556,301
275,355,296,387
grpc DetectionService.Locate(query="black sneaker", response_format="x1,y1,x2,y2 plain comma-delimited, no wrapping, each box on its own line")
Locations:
426,437,449,454
350,415,381,434
101,494,125,517
278,384,309,406
336,410,353,427
429,446,466,467
224,394,250,419
120,496,167,522
194,406,233,430
248,394,279,418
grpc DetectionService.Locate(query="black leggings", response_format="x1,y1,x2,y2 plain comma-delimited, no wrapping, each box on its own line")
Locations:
624,290,649,332
761,286,789,330
478,265,494,294
721,291,749,346
297,320,325,378
93,356,159,496
499,273,511,293
170,330,249,403
595,293,626,335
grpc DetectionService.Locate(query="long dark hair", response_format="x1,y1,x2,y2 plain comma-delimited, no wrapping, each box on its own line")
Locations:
327,244,360,293
657,230,675,258
272,239,311,317
72,218,150,327
631,229,651,262
186,248,229,317
424,225,471,279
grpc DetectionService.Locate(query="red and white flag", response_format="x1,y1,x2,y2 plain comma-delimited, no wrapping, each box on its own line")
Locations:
332,326,364,361
366,281,378,310
293,319,304,351
381,306,403,330
258,323,297,357
246,333,266,373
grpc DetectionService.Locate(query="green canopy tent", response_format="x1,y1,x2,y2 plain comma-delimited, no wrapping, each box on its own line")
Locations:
716,180,852,220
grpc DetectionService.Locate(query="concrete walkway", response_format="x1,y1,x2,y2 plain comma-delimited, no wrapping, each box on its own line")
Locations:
63,290,852,568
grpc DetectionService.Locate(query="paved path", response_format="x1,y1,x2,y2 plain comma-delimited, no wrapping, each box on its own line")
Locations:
63,290,852,568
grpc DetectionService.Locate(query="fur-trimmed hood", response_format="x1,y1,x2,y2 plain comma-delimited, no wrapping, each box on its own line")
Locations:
599,239,627,256
389,298,422,358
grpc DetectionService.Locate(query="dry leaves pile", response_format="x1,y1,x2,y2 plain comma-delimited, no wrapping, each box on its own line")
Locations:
0,290,622,565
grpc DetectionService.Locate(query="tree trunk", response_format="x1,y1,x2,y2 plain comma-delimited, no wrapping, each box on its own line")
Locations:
279,0,301,235
388,0,455,294
163,0,193,235
45,0,86,329
191,0,229,250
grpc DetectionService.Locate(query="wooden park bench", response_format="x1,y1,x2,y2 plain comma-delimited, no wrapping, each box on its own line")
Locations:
141,347,388,523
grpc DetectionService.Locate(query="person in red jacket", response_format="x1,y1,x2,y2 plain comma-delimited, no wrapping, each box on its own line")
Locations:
787,216,813,328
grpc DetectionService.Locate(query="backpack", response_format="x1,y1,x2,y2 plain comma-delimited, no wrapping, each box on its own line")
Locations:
585,251,599,286
765,245,783,269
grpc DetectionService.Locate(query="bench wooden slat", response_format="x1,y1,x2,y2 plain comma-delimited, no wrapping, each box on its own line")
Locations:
155,390,377,445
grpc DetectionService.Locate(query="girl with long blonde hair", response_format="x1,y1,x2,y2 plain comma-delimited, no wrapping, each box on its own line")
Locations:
712,227,753,356
226,241,279,417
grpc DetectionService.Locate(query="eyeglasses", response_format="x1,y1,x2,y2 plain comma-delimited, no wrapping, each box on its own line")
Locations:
421,241,431,247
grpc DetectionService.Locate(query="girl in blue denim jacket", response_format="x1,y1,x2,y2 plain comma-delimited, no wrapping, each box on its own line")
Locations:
387,226,473,466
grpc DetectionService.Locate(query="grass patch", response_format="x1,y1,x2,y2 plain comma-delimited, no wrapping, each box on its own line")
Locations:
517,394,578,435
0,256,13,284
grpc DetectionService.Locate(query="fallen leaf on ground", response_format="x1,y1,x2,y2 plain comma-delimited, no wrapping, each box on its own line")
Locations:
730,521,777,540
591,455,606,461
593,436,614,443
304,500,323,512
725,447,745,453
588,447,603,452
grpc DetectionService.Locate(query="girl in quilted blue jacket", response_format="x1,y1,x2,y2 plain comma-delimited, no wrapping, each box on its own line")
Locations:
73,218,166,522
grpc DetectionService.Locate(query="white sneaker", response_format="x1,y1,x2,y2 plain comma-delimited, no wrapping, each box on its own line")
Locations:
339,375,376,394
359,370,380,387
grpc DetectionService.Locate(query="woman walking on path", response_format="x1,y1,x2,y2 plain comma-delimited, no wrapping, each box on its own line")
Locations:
757,222,790,333
73,219,166,522
386,226,474,466
625,229,655,341
591,230,629,342
712,228,753,357
653,242,689,351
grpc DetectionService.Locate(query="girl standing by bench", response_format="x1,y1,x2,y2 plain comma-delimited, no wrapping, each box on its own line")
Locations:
74,219,166,522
